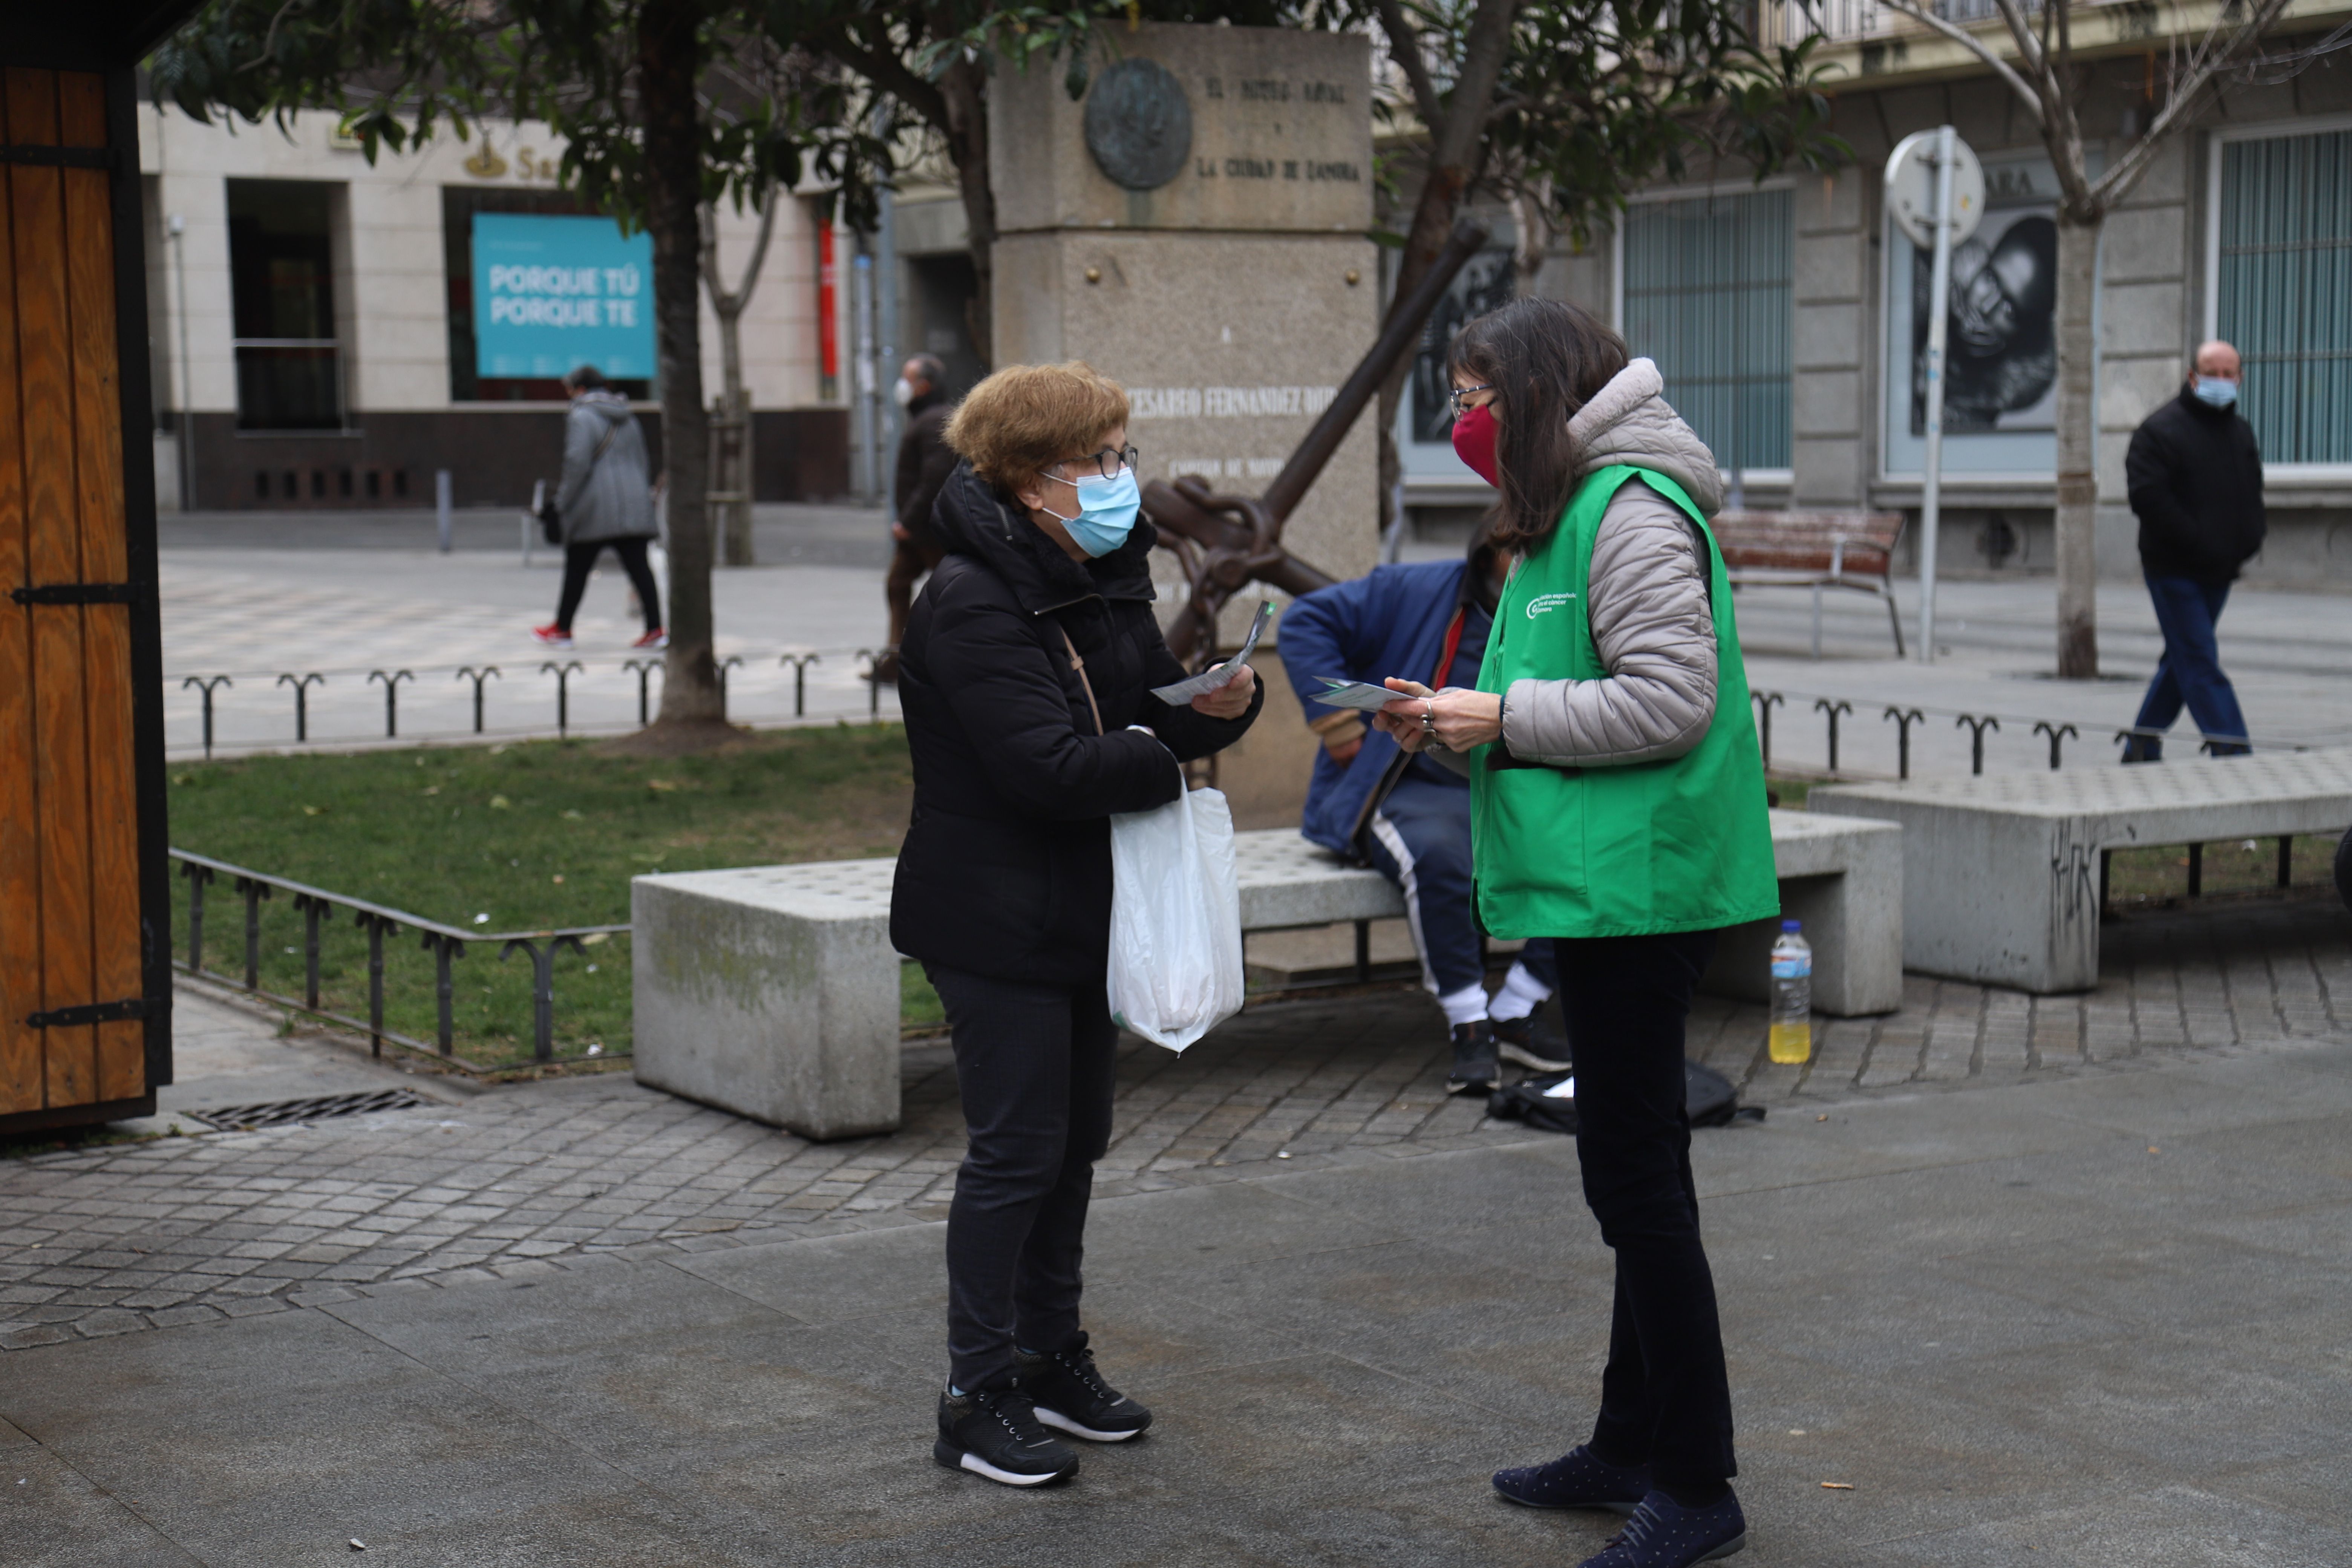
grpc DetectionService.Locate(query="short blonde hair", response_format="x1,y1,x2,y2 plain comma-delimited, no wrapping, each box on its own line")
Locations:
945,361,1130,491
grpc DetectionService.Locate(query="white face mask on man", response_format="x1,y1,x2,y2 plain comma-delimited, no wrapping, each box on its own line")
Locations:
892,378,916,409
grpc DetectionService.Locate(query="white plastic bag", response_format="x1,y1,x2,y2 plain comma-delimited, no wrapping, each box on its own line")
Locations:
1106,767,1243,1053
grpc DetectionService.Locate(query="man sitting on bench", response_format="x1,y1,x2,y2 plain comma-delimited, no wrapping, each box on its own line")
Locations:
1280,525,1568,1095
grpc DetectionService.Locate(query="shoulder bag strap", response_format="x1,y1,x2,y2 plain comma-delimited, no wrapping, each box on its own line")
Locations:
1057,625,1105,736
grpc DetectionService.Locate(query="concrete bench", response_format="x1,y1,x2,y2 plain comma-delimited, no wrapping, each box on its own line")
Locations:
632,810,1901,1139
1813,749,2352,994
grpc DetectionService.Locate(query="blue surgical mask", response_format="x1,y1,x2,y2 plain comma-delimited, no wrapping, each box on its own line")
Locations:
2192,376,2239,409
1043,467,1141,557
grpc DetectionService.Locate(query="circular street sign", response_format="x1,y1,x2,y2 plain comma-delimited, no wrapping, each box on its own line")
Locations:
1084,58,1193,192
1884,129,1986,251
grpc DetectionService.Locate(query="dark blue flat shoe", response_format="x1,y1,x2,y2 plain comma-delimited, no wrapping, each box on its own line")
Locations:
1491,1445,1652,1513
1577,1488,1746,1566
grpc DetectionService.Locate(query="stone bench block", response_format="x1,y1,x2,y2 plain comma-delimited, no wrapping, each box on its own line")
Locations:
632,808,1903,1137
632,862,901,1140
1813,749,2352,994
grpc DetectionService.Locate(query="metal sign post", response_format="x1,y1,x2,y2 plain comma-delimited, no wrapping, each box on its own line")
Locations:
1885,127,1984,665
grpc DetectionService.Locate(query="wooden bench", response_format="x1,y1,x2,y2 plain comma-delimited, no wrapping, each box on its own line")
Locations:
631,814,1902,1139
1813,749,2352,994
1712,508,1908,657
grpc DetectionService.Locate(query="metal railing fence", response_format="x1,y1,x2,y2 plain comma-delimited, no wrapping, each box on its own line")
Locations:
166,643,897,758
171,848,626,1074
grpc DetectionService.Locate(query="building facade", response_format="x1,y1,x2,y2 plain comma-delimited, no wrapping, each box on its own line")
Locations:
1408,2,2352,588
139,103,852,512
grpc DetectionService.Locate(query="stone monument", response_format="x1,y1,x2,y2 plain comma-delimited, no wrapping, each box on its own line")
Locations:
991,22,1378,827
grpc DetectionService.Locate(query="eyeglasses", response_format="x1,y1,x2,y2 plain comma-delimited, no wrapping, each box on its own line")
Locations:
1050,444,1141,482
1448,384,1494,416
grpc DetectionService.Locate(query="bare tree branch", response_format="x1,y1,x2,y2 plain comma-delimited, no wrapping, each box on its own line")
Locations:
1374,0,1444,130
1878,0,2043,114
2092,0,2295,204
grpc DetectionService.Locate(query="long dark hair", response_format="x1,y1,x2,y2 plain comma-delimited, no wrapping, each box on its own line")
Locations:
1447,298,1628,550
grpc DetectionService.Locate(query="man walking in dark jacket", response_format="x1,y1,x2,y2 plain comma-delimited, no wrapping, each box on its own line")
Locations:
2121,339,2265,761
878,353,956,683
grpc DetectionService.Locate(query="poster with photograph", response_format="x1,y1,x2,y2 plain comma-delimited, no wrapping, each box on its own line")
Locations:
1909,204,2058,435
1410,247,1517,443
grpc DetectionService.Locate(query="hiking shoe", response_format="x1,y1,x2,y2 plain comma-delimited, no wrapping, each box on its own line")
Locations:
1017,1341,1152,1441
934,1384,1080,1487
531,623,574,649
1492,1445,1651,1512
1448,1020,1500,1095
1491,1012,1572,1073
631,627,668,650
1577,1488,1747,1567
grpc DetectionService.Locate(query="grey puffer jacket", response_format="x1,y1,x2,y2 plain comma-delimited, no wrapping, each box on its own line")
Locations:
555,390,657,545
1495,358,1724,769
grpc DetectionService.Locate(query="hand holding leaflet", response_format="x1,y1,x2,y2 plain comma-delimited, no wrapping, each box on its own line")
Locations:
1150,599,1274,704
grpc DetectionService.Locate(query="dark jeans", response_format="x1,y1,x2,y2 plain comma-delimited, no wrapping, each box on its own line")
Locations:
1360,773,1557,997
554,537,661,633
1554,928,1736,1491
927,963,1118,1393
2126,574,2248,760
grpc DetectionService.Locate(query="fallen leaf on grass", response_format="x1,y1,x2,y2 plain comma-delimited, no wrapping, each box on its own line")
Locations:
646,779,678,792
301,805,326,816
1820,1482,1854,1490
490,795,511,809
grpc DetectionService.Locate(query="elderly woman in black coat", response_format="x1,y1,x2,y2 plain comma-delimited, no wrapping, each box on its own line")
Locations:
891,361,1261,1488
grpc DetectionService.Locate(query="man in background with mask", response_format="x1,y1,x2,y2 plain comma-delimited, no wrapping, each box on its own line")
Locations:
878,352,956,684
2121,339,2265,761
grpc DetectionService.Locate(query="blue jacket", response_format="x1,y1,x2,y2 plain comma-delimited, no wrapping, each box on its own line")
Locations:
1279,559,1471,856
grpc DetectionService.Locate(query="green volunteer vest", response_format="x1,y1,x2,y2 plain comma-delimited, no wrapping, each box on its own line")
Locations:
1469,465,1780,939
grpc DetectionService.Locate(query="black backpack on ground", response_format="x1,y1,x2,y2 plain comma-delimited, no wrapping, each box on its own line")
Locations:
1487,1059,1764,1135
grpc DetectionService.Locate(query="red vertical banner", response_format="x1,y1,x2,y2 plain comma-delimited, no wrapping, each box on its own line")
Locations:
816,220,838,397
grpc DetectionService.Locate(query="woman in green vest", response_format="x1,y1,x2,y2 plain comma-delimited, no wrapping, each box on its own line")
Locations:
1376,299,1778,1568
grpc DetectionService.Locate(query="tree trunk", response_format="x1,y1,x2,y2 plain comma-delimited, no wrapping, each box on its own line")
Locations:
940,57,995,368
715,303,752,567
641,0,720,723
2053,210,2100,679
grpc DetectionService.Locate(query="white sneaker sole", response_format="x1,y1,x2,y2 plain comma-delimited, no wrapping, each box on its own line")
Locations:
1034,1405,1148,1442
933,1438,1076,1485
1498,1042,1571,1072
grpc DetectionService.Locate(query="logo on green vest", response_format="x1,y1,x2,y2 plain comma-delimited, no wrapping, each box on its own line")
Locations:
1525,592,1578,619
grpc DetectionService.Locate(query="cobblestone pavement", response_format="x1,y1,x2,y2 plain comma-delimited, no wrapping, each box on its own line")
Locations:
4,894,2346,1351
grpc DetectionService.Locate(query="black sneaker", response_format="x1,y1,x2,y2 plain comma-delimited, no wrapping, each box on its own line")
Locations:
934,1383,1080,1486
1491,1012,1573,1072
1016,1341,1153,1441
1447,1020,1500,1095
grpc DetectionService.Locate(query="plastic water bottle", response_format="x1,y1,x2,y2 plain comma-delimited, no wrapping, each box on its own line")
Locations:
1768,919,1812,1064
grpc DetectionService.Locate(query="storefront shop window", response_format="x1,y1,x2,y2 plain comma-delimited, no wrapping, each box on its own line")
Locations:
443,187,653,403
1621,188,1792,473
2217,127,2352,465
228,179,344,430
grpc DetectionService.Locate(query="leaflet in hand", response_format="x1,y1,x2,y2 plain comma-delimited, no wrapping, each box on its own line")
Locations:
1309,677,1412,712
1150,599,1274,703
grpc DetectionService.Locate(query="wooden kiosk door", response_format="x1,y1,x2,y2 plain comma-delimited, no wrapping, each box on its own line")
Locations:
0,65,171,1133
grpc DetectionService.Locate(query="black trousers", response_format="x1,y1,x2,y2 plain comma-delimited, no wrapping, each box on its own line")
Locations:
927,963,1118,1393
1556,928,1736,1491
554,537,661,633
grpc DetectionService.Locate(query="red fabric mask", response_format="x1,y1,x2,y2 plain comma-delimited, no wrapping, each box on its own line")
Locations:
1451,403,1499,486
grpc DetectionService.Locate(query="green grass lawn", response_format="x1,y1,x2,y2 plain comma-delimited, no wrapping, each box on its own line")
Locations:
169,725,933,1070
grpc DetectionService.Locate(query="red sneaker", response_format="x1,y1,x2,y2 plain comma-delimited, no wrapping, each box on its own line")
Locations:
631,628,668,650
532,624,574,648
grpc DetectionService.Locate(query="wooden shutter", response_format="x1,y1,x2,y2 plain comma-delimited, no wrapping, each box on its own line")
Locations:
0,65,165,1129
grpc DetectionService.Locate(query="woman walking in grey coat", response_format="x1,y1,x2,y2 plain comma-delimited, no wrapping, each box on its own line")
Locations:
533,364,665,650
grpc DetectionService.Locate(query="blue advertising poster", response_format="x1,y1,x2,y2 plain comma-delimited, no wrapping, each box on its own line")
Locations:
471,212,655,380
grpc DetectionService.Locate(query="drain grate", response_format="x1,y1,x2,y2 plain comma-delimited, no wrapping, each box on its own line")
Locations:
180,1089,431,1132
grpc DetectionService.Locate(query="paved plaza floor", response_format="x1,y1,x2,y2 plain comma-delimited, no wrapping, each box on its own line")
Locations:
157,507,2352,772
5,894,2349,1564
